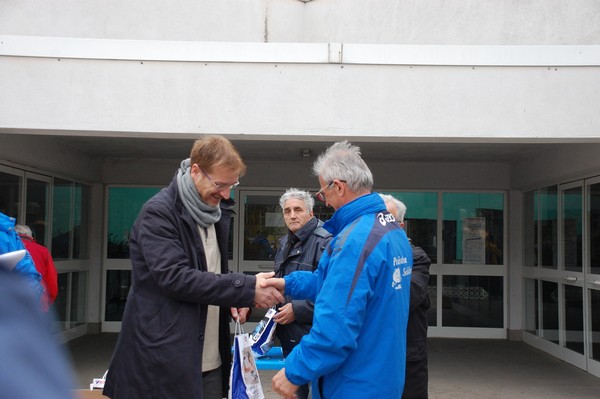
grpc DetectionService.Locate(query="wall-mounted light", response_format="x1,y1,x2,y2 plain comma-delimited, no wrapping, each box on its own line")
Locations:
301,148,312,159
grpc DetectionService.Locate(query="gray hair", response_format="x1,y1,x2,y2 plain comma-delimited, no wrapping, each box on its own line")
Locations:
279,188,314,212
379,194,407,223
312,141,373,192
14,224,33,236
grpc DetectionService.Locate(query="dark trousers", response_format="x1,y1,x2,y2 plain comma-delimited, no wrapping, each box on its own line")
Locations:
402,359,428,399
296,382,310,399
202,366,223,399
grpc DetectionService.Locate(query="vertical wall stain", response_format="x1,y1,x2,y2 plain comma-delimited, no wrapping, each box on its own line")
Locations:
264,2,269,43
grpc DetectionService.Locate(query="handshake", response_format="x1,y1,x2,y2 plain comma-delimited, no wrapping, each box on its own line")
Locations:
253,272,286,308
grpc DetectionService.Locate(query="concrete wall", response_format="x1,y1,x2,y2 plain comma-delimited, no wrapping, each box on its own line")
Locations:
511,143,600,190
1,54,599,141
0,134,101,182
2,0,599,45
2,1,600,142
101,157,511,190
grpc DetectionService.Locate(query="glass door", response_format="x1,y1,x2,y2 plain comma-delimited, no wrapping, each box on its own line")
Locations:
586,177,600,377
560,183,585,367
0,165,24,219
435,191,506,339
25,172,52,246
523,181,587,369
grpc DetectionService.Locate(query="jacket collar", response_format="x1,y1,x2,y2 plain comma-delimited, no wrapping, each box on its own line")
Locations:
291,216,318,243
322,192,386,236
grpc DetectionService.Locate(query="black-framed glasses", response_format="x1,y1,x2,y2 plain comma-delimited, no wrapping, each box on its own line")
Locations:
314,180,346,202
200,168,240,190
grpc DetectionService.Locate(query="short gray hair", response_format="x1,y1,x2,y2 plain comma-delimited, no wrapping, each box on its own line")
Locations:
379,194,407,223
279,188,314,212
312,141,373,192
14,224,33,236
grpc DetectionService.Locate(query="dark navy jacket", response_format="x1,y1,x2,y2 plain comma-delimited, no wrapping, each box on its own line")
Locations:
406,244,431,362
104,175,256,399
273,217,332,356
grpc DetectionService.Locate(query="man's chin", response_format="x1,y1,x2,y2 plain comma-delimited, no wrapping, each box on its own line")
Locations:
207,197,221,207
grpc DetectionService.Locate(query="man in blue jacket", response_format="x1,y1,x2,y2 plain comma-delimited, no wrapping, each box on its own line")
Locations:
268,141,413,399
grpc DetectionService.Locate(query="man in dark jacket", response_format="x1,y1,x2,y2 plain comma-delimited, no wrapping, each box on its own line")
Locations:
273,188,332,399
381,194,432,399
103,135,283,399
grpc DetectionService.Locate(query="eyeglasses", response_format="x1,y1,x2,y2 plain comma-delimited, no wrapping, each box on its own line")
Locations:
314,180,346,202
200,168,240,191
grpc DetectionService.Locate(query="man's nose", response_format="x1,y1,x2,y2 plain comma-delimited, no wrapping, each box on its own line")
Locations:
218,188,231,199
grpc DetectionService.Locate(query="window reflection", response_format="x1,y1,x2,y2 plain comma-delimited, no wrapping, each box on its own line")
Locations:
540,186,558,268
562,187,582,272
524,278,538,335
52,179,90,260
591,289,600,362
588,183,600,275
427,275,437,326
441,275,503,327
26,178,49,245
70,271,87,329
52,178,72,259
541,280,559,344
105,270,131,322
107,187,160,258
54,273,69,332
442,193,504,265
564,285,583,354
0,171,21,218
384,192,437,263
73,183,90,259
524,191,538,267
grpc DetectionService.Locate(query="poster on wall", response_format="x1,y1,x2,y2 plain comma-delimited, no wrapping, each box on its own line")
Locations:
463,217,486,264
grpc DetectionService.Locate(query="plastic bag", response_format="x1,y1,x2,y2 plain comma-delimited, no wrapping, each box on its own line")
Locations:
229,319,264,399
250,306,278,357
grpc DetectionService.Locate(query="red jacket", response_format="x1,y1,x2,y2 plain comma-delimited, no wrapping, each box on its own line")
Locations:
18,235,58,309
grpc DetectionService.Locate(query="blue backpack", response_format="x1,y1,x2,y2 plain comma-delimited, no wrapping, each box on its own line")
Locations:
0,212,44,300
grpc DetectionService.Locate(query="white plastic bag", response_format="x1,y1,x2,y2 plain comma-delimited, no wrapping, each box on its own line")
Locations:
229,319,264,399
250,306,278,357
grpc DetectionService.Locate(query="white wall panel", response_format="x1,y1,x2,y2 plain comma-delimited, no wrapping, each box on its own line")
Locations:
1,54,599,140
1,0,599,45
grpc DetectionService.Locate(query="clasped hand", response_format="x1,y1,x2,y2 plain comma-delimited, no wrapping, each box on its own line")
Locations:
254,272,286,308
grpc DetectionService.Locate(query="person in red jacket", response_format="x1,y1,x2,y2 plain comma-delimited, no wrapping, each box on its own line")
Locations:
15,224,58,311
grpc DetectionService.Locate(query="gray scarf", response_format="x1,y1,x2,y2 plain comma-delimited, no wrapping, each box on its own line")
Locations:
176,158,221,227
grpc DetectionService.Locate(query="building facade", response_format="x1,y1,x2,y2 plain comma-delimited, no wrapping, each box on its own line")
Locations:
1,0,600,378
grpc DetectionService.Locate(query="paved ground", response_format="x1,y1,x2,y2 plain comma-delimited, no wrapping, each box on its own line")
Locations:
68,334,600,398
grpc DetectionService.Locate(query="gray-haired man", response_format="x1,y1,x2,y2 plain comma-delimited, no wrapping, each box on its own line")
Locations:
273,188,332,399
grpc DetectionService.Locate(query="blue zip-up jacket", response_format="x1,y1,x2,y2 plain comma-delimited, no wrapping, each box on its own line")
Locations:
0,212,43,301
283,193,413,399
